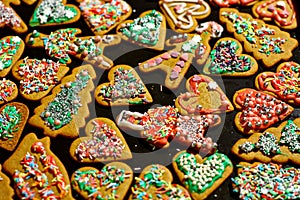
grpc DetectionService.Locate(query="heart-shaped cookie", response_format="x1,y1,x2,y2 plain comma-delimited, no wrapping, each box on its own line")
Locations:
0,0,28,33
252,0,297,29
3,133,73,199
95,65,153,106
72,162,133,200
175,74,234,115
139,22,223,89
26,28,121,69
233,88,293,134
232,118,300,165
29,0,81,27
0,79,18,105
203,37,258,76
117,106,221,152
77,0,132,35
28,65,96,138
232,162,300,199
0,102,29,151
210,0,257,7
116,10,166,50
12,58,69,101
159,0,211,33
0,164,14,200
255,61,300,106
70,117,132,162
129,164,191,199
0,36,24,78
172,151,233,200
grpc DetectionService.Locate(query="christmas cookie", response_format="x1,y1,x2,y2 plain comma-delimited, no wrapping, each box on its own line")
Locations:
175,74,234,115
117,105,221,153
220,8,298,68
95,65,153,106
159,0,211,33
0,0,28,33
0,36,24,78
3,133,73,199
255,61,300,106
28,64,96,138
139,22,223,89
0,102,29,151
233,88,293,134
77,0,132,35
26,28,121,70
232,162,300,200
252,0,297,30
72,162,133,200
12,58,69,101
0,164,14,200
29,0,81,27
129,164,191,199
203,37,258,76
116,10,166,50
232,118,300,165
0,79,18,105
69,117,132,162
210,0,258,7
172,151,233,200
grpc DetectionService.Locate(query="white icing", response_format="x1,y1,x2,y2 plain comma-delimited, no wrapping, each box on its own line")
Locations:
116,110,145,131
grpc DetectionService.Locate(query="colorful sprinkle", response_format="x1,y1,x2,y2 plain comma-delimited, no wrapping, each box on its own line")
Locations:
0,105,21,140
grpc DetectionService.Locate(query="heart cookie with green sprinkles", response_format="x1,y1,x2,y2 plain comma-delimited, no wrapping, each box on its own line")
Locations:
69,117,132,163
129,164,192,199
95,65,153,106
71,162,133,200
172,151,233,200
0,164,14,200
116,10,167,50
0,102,29,151
203,37,258,76
29,0,81,27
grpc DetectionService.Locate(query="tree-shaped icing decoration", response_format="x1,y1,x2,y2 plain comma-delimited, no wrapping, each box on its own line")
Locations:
139,21,224,89
25,28,121,70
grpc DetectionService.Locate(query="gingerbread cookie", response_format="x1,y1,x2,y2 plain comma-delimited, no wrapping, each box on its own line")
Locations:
0,79,18,105
77,0,132,35
220,8,298,68
233,88,293,134
252,0,297,30
116,10,166,50
95,65,153,106
70,117,132,162
117,105,221,153
175,74,234,115
255,61,300,106
203,37,258,76
129,164,191,199
232,118,300,165
0,0,28,33
172,151,233,200
29,0,81,27
3,133,74,199
26,28,121,70
72,162,133,200
232,162,300,199
12,58,69,101
139,22,223,89
210,0,258,7
159,0,211,33
0,36,24,78
0,102,29,151
0,165,14,200
28,64,96,138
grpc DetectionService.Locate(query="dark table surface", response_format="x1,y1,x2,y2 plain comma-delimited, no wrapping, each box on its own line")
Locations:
1,0,300,199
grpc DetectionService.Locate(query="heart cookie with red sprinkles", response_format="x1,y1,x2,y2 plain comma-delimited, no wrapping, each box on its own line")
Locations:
233,88,293,134
69,117,132,163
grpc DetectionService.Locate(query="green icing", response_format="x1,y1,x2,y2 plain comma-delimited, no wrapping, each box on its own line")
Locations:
280,120,300,153
175,152,232,193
